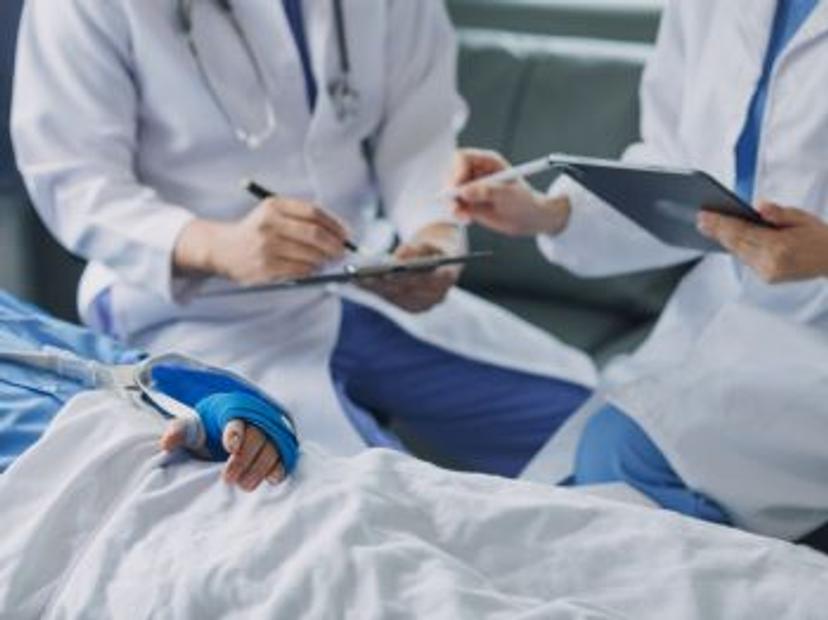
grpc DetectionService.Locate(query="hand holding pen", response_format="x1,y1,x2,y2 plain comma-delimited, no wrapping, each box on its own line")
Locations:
244,180,364,255
172,180,355,286
447,149,572,237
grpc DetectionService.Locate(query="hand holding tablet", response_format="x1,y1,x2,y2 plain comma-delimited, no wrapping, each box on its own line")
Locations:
450,152,772,252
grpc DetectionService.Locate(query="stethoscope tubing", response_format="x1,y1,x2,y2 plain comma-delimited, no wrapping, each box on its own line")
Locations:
177,0,357,148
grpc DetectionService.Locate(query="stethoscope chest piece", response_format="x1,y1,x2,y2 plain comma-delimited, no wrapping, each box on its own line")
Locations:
178,0,359,146
328,75,360,124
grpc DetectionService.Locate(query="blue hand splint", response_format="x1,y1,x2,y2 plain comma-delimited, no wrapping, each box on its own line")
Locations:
150,364,300,473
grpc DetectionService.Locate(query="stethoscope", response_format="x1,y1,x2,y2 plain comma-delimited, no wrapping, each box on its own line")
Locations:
177,0,359,150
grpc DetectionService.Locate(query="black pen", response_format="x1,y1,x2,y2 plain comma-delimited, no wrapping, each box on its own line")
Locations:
242,179,361,254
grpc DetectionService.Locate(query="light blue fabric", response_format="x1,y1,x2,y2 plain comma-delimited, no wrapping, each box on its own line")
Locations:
572,405,731,525
330,301,592,478
150,364,299,471
0,291,143,472
1,292,301,472
735,0,818,202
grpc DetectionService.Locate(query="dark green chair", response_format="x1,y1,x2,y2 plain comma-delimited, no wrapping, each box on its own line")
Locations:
0,0,85,323
447,0,663,43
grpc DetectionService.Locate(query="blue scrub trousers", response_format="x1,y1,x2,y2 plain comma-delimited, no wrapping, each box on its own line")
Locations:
572,406,731,525
331,301,591,478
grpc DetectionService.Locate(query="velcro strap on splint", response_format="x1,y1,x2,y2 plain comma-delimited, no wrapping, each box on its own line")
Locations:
197,392,300,474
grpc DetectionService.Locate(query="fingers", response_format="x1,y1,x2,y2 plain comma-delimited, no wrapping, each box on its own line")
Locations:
268,198,349,245
238,443,281,492
223,426,266,486
755,201,814,228
451,149,510,186
222,419,245,455
274,216,347,261
697,211,767,259
267,236,331,267
454,182,543,237
159,419,190,452
457,181,513,207
360,265,457,313
394,242,443,261
267,462,287,485
221,422,287,492
451,150,512,219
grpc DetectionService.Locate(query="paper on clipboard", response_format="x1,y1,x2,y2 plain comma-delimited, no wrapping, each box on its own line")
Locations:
199,252,493,298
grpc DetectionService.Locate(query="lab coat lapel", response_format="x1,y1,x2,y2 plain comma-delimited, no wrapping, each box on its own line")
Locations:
789,1,828,51
303,0,384,213
304,0,344,209
229,1,314,143
727,0,778,68
305,0,382,148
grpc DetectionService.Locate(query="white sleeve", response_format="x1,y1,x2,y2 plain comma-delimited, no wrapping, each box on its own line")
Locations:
11,0,195,302
372,0,467,241
538,0,701,277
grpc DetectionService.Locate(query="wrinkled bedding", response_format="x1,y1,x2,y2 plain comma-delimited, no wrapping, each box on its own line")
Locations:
1,392,826,619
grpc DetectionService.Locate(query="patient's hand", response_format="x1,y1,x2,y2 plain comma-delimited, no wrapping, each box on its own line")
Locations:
698,202,828,284
161,419,285,491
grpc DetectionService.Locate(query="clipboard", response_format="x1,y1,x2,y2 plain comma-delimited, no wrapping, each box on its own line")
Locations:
201,252,493,297
548,155,771,252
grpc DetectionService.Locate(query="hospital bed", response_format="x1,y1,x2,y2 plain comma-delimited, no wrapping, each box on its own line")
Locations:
1,295,828,619
2,383,828,618
2,7,828,613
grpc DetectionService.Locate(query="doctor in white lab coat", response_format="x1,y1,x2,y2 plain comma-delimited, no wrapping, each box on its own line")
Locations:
12,0,597,477
455,0,828,539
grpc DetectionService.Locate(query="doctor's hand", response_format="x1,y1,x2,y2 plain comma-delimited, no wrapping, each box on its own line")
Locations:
698,202,828,284
174,197,349,286
161,419,286,491
451,149,572,237
359,223,463,313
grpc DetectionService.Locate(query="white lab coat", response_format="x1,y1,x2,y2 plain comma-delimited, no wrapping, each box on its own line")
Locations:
612,303,828,541
11,0,596,455
524,0,828,538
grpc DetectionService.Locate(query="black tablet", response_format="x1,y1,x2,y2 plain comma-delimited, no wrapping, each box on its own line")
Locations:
548,155,771,252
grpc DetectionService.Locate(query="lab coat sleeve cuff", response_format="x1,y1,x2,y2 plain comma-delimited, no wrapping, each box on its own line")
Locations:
536,176,603,271
140,208,197,303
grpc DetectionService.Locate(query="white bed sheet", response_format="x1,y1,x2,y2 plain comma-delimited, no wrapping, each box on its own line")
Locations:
1,392,826,619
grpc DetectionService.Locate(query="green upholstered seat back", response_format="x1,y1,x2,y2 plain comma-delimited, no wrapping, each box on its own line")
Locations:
447,0,663,43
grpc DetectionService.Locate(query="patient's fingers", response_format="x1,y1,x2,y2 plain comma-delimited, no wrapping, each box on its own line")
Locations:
223,426,266,485
223,419,246,455
267,462,286,485
240,444,280,491
159,419,189,452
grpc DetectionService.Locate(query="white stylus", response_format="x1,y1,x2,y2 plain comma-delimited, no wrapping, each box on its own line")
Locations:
438,153,559,201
